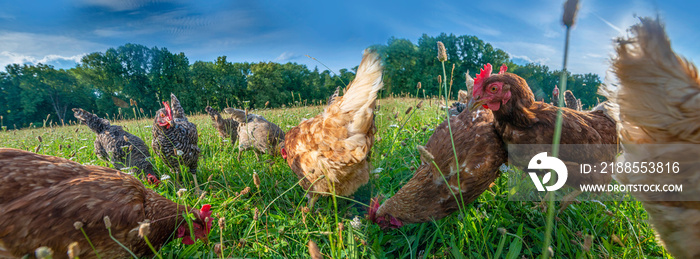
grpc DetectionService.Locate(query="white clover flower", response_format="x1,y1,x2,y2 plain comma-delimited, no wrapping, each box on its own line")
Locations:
351,216,362,230
160,174,171,180
371,168,384,174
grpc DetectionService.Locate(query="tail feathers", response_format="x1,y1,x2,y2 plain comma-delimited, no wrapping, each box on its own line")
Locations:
170,93,186,118
335,50,383,133
610,17,700,144
224,108,248,123
205,106,220,118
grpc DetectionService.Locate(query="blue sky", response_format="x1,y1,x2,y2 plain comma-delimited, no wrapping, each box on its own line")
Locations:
1,0,698,78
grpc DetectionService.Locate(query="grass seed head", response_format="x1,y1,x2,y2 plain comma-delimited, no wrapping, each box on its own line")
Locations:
308,240,322,259
138,220,151,238
253,172,261,189
103,216,112,229
562,0,580,27
437,41,447,62
218,217,225,230
73,221,83,230
253,207,260,221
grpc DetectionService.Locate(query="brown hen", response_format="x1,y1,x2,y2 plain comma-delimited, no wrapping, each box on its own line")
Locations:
0,148,212,259
370,72,506,228
608,17,700,259
281,50,382,208
469,63,618,208
370,107,506,228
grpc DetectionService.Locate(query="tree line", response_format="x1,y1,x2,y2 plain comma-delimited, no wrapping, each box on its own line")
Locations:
0,34,604,129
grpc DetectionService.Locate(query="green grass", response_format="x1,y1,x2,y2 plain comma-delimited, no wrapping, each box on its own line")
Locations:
0,97,671,258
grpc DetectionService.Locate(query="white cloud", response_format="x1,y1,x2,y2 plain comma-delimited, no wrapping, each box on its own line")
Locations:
0,52,83,66
275,52,300,62
0,30,107,69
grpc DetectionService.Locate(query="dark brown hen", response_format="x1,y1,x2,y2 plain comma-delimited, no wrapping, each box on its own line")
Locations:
469,64,618,208
205,106,239,144
72,108,159,184
0,148,212,259
370,73,506,228
371,108,506,227
152,94,201,191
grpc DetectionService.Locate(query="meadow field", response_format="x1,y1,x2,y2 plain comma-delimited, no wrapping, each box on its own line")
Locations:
0,97,670,258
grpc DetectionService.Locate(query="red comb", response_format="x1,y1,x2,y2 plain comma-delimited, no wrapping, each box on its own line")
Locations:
200,204,211,214
473,63,493,98
499,64,508,74
163,101,172,118
368,196,383,223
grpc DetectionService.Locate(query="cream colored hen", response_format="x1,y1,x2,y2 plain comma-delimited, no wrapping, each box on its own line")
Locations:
608,17,700,259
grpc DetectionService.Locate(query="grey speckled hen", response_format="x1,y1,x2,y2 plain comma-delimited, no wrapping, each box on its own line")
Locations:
205,106,239,144
564,90,582,111
72,108,159,184
224,108,285,158
152,94,201,191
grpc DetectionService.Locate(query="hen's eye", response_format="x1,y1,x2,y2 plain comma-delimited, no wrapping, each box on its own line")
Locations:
160,113,165,117
490,86,498,93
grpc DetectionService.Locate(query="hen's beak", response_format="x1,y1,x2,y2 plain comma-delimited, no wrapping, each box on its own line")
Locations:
468,97,486,112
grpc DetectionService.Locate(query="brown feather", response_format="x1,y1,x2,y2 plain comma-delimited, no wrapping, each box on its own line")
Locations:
0,149,207,259
608,17,700,259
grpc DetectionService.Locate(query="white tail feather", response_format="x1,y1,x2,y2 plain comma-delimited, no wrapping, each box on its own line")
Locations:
337,50,384,133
